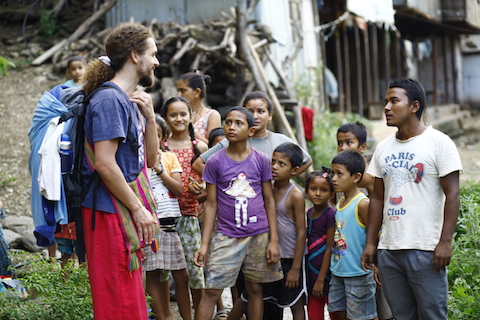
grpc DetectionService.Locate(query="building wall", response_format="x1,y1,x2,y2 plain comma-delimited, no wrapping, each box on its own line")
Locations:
463,54,480,102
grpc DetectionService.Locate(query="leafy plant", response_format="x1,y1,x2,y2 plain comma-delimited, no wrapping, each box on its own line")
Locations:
0,252,93,320
0,56,15,77
306,111,371,168
39,12,57,37
448,180,480,319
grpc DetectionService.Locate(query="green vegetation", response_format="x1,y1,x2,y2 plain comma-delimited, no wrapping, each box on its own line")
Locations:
0,253,93,320
306,111,371,168
39,12,57,37
0,56,15,77
0,174,17,187
448,180,480,319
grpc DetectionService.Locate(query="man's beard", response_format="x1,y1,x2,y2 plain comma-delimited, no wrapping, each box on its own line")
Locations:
139,72,154,87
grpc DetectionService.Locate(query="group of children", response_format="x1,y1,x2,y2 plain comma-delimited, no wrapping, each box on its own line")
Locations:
142,66,389,320
51,58,386,320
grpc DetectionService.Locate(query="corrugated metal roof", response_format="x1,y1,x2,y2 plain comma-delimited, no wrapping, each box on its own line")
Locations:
106,0,237,27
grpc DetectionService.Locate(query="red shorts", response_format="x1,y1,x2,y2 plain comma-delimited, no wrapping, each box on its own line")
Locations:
82,208,147,320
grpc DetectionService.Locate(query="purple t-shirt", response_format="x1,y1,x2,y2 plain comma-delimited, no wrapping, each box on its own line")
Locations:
202,148,272,238
82,82,144,214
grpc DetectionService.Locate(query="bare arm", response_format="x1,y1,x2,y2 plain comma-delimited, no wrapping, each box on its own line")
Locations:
194,183,217,267
433,171,460,271
361,177,384,271
205,110,222,140
297,158,313,175
130,90,158,167
262,180,280,264
312,226,334,298
192,156,205,178
285,188,307,289
357,197,370,227
152,152,182,196
94,139,157,243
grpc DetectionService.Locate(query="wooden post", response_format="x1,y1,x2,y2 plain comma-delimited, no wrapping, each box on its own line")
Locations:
450,35,458,103
371,25,380,101
354,25,363,116
335,31,344,113
432,35,438,105
442,36,450,103
343,24,352,113
363,25,372,104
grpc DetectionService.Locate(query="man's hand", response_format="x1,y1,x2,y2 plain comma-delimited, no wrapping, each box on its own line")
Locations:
130,90,154,120
433,240,452,272
131,206,157,245
361,243,377,271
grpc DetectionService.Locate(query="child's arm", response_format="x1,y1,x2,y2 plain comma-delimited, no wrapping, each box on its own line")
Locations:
130,90,158,168
312,226,334,298
357,197,370,227
194,183,217,267
158,171,182,197
361,177,384,271
285,188,306,289
262,180,280,264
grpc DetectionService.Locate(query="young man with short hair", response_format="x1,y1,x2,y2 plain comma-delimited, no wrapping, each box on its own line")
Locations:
361,78,463,319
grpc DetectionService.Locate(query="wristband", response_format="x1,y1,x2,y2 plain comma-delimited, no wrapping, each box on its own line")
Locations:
156,164,164,176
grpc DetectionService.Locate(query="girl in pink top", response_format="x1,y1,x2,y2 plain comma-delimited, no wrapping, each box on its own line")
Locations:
177,70,221,144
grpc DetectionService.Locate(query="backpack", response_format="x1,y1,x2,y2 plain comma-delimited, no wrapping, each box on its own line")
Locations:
56,84,120,262
29,84,138,262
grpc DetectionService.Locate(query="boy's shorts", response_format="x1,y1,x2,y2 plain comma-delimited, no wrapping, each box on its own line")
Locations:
328,273,377,320
242,257,307,308
205,232,283,289
55,238,76,255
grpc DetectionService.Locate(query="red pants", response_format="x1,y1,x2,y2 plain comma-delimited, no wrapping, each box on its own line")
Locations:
82,208,148,320
308,296,340,320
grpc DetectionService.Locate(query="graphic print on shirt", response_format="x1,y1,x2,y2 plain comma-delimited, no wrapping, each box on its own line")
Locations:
331,221,346,261
224,173,257,227
381,152,424,206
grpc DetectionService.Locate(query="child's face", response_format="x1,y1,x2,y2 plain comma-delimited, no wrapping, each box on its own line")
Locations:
211,135,225,147
177,79,198,104
306,176,333,207
224,110,254,143
271,151,296,181
165,101,191,133
156,123,164,145
245,99,271,134
337,131,366,153
331,163,360,193
68,61,85,82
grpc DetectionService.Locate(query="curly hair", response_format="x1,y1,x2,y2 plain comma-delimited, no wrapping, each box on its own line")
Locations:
83,23,154,94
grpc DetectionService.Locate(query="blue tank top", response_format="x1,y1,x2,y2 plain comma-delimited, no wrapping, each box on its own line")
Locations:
331,193,371,277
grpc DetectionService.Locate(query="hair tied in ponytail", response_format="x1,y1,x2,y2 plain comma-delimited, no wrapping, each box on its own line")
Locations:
98,55,111,66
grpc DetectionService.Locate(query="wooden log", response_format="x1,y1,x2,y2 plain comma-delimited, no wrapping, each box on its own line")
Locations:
31,0,117,66
169,37,197,64
265,48,293,98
